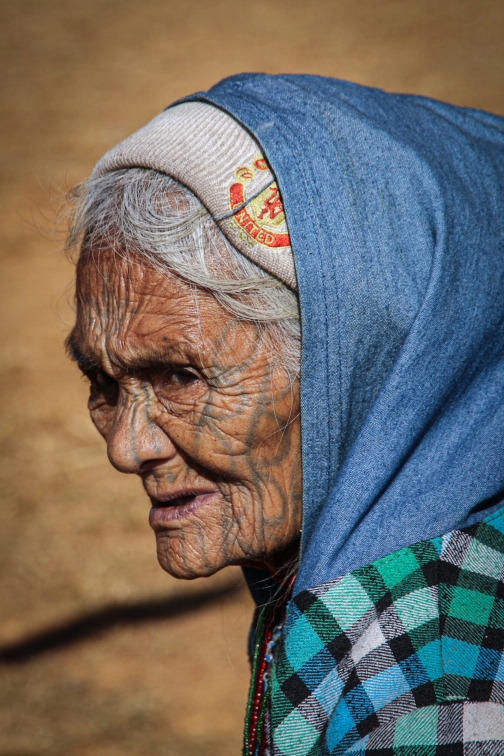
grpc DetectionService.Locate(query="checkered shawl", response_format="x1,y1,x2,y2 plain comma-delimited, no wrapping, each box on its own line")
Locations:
270,507,504,755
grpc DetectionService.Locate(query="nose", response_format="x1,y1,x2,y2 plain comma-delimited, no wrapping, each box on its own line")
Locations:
106,388,176,474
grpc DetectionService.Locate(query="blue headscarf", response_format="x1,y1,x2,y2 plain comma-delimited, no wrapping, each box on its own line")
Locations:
184,74,504,594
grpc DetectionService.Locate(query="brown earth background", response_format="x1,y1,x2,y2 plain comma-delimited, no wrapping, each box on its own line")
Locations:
1,1,504,754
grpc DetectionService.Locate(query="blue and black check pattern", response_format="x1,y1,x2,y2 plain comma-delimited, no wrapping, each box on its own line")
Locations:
268,508,504,755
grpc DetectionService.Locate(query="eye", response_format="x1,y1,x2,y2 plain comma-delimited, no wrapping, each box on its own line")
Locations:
85,368,119,410
162,368,199,387
87,369,118,393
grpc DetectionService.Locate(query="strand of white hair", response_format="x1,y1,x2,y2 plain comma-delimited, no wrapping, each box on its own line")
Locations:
66,168,301,378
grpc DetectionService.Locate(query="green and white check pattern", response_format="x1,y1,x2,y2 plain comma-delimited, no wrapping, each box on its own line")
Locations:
270,508,504,755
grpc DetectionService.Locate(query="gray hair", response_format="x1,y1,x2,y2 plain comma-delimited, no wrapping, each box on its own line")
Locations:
66,168,301,376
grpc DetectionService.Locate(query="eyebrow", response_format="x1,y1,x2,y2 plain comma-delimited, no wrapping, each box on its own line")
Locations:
65,333,100,372
65,332,193,375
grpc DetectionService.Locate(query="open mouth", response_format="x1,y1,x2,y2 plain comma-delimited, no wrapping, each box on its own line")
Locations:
148,491,218,528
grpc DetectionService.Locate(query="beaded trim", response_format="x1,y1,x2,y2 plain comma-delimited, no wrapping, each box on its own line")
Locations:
243,580,294,756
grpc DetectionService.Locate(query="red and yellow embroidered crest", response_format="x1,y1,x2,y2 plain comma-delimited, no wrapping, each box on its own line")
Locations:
229,155,290,249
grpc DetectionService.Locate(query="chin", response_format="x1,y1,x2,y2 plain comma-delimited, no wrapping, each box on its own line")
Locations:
155,535,227,580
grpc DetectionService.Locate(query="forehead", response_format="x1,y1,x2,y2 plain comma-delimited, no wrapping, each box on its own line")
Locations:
73,250,223,364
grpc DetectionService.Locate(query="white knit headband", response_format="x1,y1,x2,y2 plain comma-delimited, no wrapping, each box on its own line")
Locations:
92,102,297,290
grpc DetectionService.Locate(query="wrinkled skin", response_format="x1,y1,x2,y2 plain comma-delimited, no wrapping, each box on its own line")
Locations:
67,250,302,579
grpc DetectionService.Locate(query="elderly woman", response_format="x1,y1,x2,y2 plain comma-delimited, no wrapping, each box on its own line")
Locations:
66,74,504,755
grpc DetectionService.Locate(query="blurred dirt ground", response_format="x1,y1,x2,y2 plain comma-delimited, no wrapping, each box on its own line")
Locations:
1,1,504,754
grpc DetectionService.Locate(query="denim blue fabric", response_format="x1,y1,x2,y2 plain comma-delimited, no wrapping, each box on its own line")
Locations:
181,75,504,594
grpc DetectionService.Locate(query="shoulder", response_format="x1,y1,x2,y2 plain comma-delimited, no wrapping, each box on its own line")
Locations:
271,507,504,755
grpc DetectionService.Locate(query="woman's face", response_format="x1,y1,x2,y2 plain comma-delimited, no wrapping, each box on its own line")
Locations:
68,250,302,579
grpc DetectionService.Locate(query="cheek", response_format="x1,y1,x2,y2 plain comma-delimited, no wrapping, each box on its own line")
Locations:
155,391,251,463
153,392,199,420
208,385,274,443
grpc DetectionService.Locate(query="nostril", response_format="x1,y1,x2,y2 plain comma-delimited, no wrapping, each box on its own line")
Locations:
139,457,174,473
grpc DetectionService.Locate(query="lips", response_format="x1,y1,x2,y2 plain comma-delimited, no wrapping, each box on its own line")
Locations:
148,490,219,528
